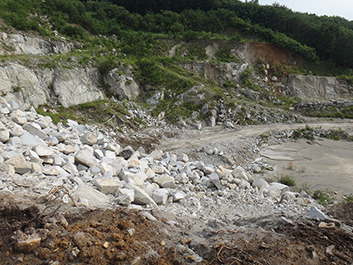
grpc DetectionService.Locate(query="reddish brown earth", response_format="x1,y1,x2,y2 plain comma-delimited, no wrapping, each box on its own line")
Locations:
1,196,353,265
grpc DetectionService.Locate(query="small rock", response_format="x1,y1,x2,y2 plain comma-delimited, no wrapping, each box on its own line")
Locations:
140,211,157,221
326,245,335,256
149,150,163,160
14,231,41,252
253,166,262,173
34,145,54,157
0,129,10,143
131,257,141,265
306,206,328,221
209,173,222,189
75,149,98,167
81,132,97,145
152,189,169,205
203,166,214,174
95,178,120,194
172,191,186,202
318,222,335,228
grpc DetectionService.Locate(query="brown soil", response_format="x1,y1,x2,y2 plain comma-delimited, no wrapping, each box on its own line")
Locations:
208,220,353,265
327,202,353,226
1,196,353,265
0,203,182,265
248,42,299,66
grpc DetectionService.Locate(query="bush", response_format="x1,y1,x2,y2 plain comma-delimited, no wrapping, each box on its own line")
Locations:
279,176,296,187
313,190,333,206
97,56,119,76
136,58,162,86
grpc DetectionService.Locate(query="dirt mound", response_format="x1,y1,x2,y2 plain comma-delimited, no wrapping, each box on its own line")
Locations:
0,203,183,265
248,42,298,66
327,202,353,226
207,220,353,265
2,199,353,265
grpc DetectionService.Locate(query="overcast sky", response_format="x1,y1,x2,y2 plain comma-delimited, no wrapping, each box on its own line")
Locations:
246,0,353,21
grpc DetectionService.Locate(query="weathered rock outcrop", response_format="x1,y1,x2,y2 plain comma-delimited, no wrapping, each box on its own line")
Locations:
0,62,50,107
0,62,104,107
104,69,140,100
177,62,248,84
52,67,104,107
0,32,75,55
282,74,353,99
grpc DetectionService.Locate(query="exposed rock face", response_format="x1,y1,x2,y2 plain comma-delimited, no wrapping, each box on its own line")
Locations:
52,67,104,107
0,62,104,107
178,85,205,105
104,69,140,100
0,32,74,55
282,74,353,99
0,62,50,107
177,62,248,84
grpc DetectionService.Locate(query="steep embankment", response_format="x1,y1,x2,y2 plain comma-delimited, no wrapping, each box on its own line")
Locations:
1,32,353,112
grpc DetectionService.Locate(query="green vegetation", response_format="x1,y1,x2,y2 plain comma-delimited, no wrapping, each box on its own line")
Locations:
286,162,296,171
1,0,353,125
35,99,144,129
344,195,353,202
1,0,353,72
279,176,296,187
305,105,353,120
292,125,315,140
313,190,334,207
12,86,21,93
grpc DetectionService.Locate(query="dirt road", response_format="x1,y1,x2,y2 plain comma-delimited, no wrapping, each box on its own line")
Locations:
158,119,353,152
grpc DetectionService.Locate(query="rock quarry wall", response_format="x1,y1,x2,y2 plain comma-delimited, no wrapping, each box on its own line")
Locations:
0,32,352,108
282,74,353,100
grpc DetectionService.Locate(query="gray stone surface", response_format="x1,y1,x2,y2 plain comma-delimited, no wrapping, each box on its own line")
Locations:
75,149,98,167
306,206,328,221
95,178,120,194
104,69,140,100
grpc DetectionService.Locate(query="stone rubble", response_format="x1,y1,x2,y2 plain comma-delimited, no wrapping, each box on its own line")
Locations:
0,97,322,226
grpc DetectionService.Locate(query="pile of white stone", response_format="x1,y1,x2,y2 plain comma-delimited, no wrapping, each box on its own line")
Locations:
0,97,313,212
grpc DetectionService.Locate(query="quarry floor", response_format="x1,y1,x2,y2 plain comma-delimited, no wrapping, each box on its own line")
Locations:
1,118,353,264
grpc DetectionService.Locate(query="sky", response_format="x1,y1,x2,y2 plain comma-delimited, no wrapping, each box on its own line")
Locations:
244,0,353,21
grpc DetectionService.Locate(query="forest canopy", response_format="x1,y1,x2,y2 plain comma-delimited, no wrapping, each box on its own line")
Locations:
1,0,353,69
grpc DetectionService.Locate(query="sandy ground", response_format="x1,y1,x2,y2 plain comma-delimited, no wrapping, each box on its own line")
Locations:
159,119,353,199
260,138,353,199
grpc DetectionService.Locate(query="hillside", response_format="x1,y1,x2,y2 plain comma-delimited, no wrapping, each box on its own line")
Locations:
1,1,353,265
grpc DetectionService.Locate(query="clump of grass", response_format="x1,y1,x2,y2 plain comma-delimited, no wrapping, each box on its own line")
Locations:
13,86,21,93
344,195,353,202
292,125,315,140
279,176,296,187
286,162,296,171
259,134,269,141
313,190,333,206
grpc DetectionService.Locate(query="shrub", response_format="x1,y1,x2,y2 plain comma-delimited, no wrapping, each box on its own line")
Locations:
279,176,296,187
313,190,333,206
13,86,21,93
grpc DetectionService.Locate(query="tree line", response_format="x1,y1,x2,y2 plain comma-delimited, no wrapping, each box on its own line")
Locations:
1,0,353,69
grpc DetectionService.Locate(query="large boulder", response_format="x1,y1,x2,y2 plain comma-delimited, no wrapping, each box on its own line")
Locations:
0,62,50,107
104,69,140,100
282,74,353,99
178,85,205,105
52,67,104,107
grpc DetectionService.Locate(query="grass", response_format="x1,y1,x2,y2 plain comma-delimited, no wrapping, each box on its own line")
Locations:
286,162,296,171
279,176,296,187
35,99,145,129
291,125,315,140
344,195,353,202
313,190,334,207
13,86,21,93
